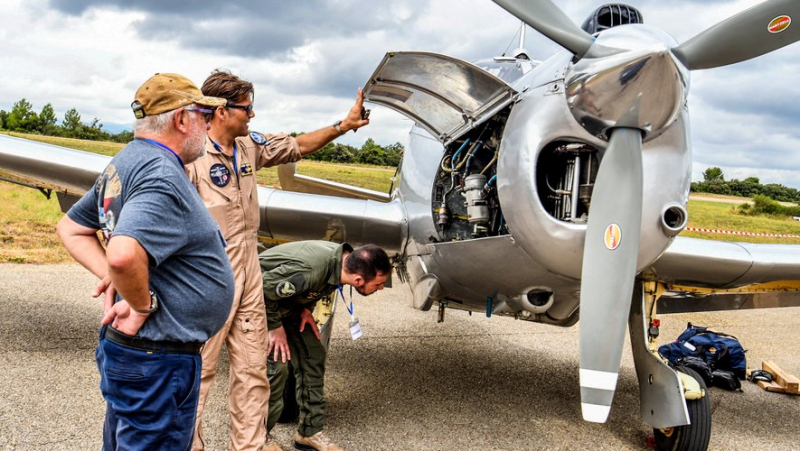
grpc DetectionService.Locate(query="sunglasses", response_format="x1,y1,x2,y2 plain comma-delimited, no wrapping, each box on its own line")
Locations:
184,107,214,123
226,103,254,115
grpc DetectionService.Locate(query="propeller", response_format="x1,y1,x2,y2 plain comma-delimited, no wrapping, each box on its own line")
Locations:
672,0,800,70
492,0,800,424
578,127,643,423
491,0,595,58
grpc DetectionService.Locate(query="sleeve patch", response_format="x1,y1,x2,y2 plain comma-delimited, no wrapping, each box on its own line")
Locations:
250,131,268,145
276,281,296,298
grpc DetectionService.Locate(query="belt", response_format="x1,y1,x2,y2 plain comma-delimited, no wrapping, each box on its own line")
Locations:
104,326,203,354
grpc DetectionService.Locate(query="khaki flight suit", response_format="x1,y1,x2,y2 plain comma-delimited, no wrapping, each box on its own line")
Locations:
260,241,352,438
186,132,301,451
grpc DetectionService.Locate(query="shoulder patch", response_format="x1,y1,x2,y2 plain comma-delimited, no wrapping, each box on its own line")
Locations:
209,163,231,187
276,280,297,298
249,131,268,145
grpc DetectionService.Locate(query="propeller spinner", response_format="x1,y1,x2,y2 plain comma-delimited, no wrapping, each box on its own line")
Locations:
492,0,800,423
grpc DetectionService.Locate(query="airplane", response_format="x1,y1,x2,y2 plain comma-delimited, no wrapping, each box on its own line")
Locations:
2,1,800,449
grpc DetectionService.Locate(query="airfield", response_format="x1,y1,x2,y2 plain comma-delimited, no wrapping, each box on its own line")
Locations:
0,263,798,450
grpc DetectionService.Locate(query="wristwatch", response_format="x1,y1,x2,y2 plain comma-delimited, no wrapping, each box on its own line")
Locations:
332,120,344,135
133,290,159,315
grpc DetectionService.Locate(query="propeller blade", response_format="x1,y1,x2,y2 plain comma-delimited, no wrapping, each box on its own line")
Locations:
579,128,643,423
491,0,595,58
672,0,800,70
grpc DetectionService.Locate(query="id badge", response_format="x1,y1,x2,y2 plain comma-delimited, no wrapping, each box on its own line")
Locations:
349,318,363,340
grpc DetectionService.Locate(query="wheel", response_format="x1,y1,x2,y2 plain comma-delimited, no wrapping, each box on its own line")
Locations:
277,362,299,424
653,367,712,451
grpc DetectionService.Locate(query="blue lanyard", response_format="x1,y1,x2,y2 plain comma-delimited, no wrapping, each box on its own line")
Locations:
139,138,184,167
337,284,354,317
210,138,239,176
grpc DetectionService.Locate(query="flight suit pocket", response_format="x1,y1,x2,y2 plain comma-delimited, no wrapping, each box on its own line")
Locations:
237,313,268,368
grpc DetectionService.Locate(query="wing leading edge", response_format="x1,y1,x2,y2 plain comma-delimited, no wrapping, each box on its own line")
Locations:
0,134,407,255
650,236,800,312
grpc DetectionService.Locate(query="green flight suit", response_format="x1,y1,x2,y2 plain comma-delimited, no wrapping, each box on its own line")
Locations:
260,240,353,437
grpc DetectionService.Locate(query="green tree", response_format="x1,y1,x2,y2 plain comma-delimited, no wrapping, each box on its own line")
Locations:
39,103,58,134
762,183,793,202
111,130,134,143
728,179,760,198
356,138,387,165
7,98,37,131
309,143,355,163
383,142,404,166
62,108,83,136
0,110,6,129
703,167,724,182
25,112,40,133
80,117,109,141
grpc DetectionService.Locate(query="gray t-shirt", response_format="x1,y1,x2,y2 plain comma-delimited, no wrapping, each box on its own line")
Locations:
68,138,234,343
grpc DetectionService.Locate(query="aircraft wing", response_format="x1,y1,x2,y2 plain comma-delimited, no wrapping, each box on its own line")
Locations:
0,134,109,211
256,184,406,255
0,133,407,255
649,236,800,313
276,162,391,202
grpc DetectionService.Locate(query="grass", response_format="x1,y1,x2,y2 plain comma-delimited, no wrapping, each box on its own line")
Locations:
256,161,396,193
5,131,125,156
0,181,71,263
683,199,800,244
1,132,798,263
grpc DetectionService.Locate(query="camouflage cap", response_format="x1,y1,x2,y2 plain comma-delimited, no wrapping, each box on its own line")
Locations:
131,73,227,119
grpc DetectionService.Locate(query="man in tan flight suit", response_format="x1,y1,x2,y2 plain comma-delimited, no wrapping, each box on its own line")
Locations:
187,70,370,451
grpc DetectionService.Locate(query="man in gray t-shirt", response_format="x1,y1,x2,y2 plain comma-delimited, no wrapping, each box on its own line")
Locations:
67,137,233,342
57,73,234,450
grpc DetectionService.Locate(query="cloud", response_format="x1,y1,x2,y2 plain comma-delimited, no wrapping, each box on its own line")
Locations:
48,0,433,58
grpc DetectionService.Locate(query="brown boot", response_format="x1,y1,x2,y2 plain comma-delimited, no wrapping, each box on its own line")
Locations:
293,431,343,451
264,433,283,451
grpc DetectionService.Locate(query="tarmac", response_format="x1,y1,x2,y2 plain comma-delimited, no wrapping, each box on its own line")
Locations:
0,263,798,450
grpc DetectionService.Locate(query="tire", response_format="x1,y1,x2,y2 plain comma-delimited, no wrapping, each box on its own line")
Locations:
653,366,712,451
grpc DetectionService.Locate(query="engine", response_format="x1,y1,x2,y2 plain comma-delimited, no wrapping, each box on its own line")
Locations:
431,114,606,242
430,109,512,242
536,141,600,223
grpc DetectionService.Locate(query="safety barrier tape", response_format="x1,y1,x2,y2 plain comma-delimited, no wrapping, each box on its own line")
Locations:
685,227,800,239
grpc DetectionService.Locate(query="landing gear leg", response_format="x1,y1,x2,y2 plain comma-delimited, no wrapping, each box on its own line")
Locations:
628,281,696,427
629,281,712,450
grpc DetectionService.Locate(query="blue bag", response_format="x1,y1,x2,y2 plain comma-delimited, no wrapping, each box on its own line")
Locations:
658,322,747,379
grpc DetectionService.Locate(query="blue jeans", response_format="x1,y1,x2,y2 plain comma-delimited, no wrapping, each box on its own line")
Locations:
96,328,201,450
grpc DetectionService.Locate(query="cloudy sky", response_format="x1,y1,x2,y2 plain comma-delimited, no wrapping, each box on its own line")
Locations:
2,0,799,187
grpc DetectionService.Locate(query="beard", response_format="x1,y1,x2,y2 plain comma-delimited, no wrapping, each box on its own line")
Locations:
182,120,207,164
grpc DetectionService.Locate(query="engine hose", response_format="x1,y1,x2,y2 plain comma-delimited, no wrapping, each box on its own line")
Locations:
480,151,499,175
463,141,485,174
440,138,472,173
485,174,497,189
455,140,481,171
450,138,471,168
